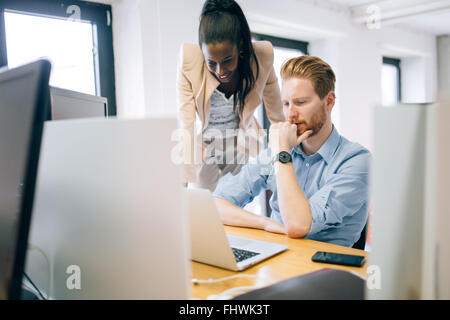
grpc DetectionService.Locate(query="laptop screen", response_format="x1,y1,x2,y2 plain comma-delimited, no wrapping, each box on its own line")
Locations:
0,60,51,299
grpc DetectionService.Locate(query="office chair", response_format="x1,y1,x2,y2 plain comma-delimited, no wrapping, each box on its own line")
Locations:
352,220,368,250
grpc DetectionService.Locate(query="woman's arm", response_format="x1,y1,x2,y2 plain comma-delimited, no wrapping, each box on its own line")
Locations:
176,60,197,183
262,65,285,123
257,41,285,123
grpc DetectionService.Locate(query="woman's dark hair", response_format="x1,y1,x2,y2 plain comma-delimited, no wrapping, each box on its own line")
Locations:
199,0,259,115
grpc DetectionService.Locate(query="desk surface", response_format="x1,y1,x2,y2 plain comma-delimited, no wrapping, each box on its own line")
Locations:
191,226,368,300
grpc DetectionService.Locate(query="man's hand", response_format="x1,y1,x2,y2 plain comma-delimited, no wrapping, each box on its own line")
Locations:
269,121,312,154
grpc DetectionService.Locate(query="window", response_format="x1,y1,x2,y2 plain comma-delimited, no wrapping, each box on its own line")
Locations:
382,57,401,107
5,11,96,95
0,0,116,115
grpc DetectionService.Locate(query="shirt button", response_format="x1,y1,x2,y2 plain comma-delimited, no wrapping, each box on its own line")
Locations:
305,163,310,168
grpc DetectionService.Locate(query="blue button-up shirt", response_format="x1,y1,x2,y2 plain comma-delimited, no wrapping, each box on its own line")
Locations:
213,126,371,247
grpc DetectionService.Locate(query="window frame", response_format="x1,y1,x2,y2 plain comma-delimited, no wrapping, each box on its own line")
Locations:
382,56,402,104
253,33,309,56
0,0,117,116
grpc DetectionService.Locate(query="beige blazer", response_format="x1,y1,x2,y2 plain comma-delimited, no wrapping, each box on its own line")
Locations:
176,40,285,182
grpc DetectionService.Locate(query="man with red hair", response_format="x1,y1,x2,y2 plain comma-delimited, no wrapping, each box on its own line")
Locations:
213,55,371,247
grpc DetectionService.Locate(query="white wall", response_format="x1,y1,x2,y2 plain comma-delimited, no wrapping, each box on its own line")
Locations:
139,0,202,116
108,0,201,118
105,0,438,151
109,0,145,117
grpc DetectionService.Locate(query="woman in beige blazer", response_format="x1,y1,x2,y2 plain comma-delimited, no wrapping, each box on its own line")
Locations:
176,0,285,191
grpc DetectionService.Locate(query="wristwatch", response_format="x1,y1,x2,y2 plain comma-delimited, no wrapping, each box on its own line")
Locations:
273,151,292,164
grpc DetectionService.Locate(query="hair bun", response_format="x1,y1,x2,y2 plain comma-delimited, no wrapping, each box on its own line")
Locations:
202,0,236,16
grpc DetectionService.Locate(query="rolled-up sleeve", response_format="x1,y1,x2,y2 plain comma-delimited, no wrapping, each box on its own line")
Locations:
306,151,370,237
213,150,272,207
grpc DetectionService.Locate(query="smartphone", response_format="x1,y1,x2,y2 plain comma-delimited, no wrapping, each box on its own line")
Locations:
311,251,366,267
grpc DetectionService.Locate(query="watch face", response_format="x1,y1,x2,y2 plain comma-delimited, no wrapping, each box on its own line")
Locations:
279,151,292,163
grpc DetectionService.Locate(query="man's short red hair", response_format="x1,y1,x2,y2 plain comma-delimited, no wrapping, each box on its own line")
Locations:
281,55,336,99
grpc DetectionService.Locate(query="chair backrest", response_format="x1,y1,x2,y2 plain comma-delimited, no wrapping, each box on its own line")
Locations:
352,221,368,250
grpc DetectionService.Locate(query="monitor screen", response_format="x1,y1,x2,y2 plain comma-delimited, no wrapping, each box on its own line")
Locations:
367,103,429,299
0,60,51,299
50,86,107,120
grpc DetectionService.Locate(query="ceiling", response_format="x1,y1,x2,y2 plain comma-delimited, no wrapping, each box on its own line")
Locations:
399,7,450,35
92,0,450,36
326,0,450,35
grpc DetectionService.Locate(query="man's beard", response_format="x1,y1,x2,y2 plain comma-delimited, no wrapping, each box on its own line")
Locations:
290,102,327,137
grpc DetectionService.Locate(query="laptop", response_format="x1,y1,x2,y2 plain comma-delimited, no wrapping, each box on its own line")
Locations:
26,116,191,299
186,188,288,271
0,60,51,300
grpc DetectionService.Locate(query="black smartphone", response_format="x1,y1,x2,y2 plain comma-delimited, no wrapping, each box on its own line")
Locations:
311,251,366,267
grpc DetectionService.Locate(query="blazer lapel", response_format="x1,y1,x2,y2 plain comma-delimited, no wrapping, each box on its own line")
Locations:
196,68,219,129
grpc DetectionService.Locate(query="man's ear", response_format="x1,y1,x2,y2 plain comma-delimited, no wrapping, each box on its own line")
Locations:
326,91,336,112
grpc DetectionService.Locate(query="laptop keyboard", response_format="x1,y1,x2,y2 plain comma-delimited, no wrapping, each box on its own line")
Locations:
232,247,260,263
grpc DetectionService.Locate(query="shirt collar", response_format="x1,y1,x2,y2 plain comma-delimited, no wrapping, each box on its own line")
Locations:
292,125,341,164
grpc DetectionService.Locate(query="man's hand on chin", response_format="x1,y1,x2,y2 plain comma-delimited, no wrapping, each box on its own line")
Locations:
269,121,312,154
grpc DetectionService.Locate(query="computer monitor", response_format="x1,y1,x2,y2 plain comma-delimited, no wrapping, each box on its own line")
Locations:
367,102,450,300
0,60,51,300
434,98,450,300
50,86,107,120
26,116,190,299
367,104,426,299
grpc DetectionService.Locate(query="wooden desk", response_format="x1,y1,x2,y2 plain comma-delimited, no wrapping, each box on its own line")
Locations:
191,226,368,300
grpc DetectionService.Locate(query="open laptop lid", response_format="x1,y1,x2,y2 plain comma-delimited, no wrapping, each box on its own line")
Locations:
186,188,288,271
0,60,51,300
